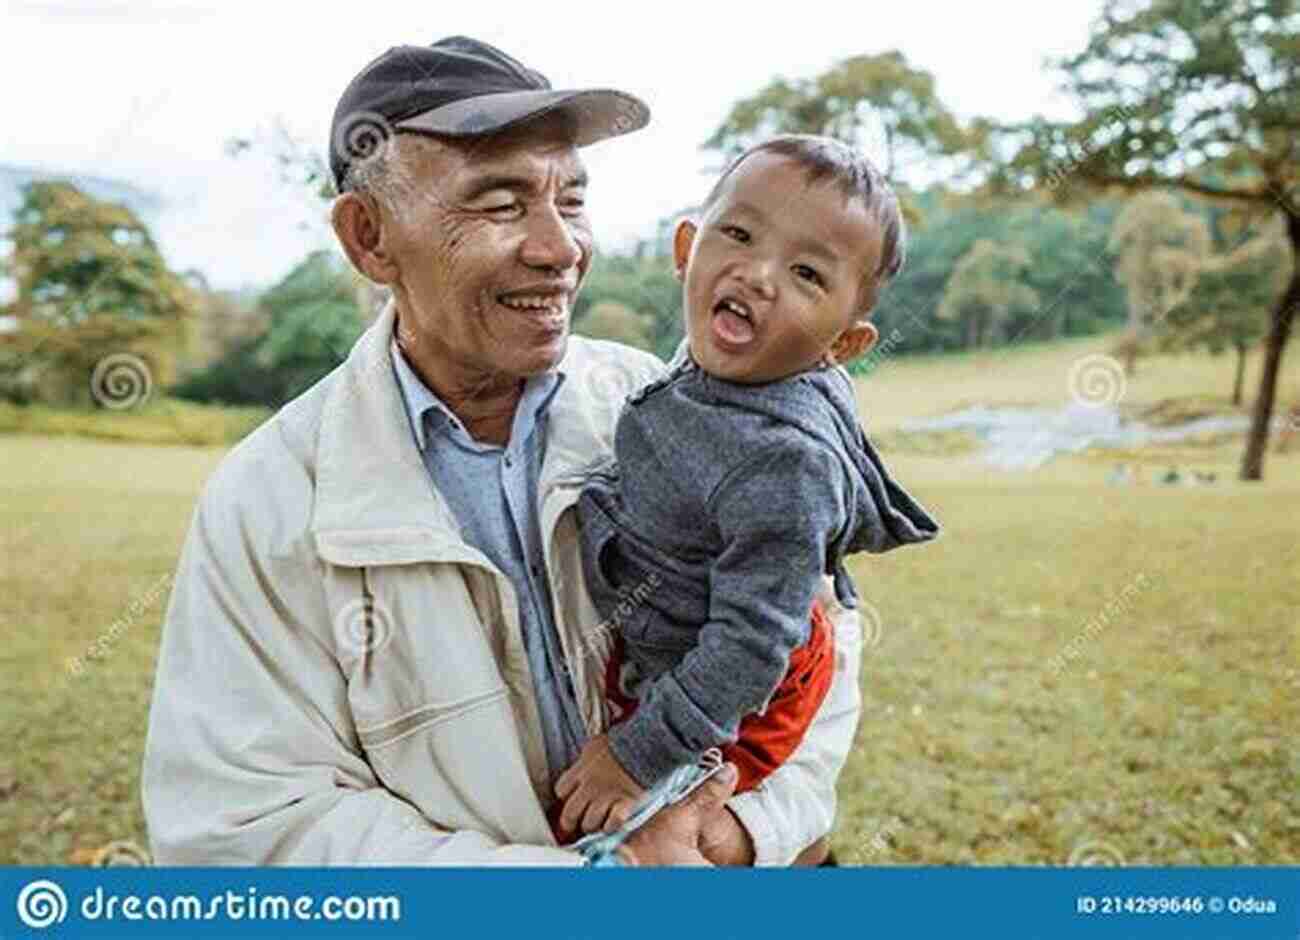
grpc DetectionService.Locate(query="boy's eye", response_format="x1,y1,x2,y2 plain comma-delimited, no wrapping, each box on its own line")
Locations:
721,224,750,243
793,264,824,287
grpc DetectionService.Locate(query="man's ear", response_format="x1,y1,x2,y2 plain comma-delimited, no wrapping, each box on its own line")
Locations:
331,192,400,286
672,218,697,280
829,320,879,365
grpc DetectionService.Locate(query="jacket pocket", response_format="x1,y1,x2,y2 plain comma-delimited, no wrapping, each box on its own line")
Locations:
326,563,510,730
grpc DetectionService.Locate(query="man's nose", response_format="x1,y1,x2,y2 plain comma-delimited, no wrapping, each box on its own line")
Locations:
520,204,583,272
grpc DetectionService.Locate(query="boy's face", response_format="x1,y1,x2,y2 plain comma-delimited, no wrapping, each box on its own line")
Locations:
675,151,882,384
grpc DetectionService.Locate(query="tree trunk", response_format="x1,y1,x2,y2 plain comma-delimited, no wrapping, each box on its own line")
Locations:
1232,342,1246,407
1239,209,1300,481
965,313,977,349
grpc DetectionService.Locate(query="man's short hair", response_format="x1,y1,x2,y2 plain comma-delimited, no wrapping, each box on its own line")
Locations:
703,134,907,295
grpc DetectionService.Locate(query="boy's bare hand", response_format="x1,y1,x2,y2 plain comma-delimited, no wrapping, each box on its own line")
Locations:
555,733,645,834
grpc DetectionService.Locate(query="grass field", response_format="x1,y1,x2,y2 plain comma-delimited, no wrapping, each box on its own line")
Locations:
1,334,1296,865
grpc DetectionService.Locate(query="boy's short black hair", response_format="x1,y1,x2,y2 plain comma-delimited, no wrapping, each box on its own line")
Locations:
703,134,907,298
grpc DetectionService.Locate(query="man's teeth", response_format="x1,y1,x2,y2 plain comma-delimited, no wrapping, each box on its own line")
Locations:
500,294,565,311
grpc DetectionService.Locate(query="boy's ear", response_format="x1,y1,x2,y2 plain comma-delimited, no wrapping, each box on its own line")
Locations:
672,218,698,279
829,320,878,365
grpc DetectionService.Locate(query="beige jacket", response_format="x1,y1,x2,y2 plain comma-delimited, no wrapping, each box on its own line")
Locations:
142,301,864,866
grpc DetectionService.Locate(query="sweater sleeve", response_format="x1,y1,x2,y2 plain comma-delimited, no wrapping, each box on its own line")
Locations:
608,443,846,786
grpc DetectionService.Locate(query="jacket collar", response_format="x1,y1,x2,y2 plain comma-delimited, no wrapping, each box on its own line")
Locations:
311,298,612,567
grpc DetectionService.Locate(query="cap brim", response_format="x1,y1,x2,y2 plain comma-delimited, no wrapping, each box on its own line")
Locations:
393,88,649,146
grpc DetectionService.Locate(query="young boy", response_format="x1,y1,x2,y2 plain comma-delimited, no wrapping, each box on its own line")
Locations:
554,134,940,838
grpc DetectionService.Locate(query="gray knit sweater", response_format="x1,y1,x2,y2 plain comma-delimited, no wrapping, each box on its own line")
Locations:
577,358,939,786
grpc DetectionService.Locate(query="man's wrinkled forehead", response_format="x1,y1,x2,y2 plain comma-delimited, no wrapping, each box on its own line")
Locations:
404,123,587,194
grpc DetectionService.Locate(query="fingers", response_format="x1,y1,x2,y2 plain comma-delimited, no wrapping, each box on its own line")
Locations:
684,762,738,820
555,765,579,800
581,797,612,834
603,798,635,833
559,790,589,834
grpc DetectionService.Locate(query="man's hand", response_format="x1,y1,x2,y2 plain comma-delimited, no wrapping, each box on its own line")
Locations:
618,762,739,866
699,806,757,866
555,734,645,834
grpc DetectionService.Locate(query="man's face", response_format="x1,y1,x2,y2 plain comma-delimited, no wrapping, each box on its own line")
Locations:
677,151,883,384
381,122,593,382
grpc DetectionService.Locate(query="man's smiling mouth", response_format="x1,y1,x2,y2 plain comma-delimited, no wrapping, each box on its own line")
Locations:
499,292,567,312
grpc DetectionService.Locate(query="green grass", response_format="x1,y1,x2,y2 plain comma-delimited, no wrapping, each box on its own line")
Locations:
0,397,270,447
1,334,1297,865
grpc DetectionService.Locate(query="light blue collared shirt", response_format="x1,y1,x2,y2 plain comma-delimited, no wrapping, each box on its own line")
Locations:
389,339,587,791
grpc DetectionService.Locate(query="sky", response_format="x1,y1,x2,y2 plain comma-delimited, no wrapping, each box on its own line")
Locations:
1,0,1106,290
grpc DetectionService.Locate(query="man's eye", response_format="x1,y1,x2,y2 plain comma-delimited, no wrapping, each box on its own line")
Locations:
560,196,586,213
721,225,750,243
794,264,824,287
483,202,521,215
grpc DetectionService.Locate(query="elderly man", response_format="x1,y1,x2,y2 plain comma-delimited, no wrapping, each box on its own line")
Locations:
142,36,863,866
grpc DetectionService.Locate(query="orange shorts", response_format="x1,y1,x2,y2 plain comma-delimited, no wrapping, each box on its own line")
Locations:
604,598,836,794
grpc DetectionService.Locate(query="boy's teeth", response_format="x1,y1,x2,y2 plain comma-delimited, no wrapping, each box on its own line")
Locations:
720,299,750,320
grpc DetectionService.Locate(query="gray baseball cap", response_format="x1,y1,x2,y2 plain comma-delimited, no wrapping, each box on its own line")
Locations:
330,35,650,190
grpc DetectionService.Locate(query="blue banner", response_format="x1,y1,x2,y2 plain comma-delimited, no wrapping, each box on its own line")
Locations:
2,867,1296,939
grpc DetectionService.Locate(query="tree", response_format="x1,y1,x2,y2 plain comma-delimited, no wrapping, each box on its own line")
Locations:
936,240,1040,348
704,50,971,185
0,181,195,405
997,0,1300,479
573,300,654,351
575,254,682,361
1163,220,1293,403
1107,192,1211,374
174,250,363,408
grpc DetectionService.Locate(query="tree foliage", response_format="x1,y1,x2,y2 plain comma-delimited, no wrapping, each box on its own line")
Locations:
704,50,972,184
0,181,195,405
1106,191,1211,372
1162,219,1293,401
174,250,363,407
996,0,1300,478
936,239,1040,348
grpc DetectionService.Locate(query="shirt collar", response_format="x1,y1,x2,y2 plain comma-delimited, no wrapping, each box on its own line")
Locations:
389,335,565,453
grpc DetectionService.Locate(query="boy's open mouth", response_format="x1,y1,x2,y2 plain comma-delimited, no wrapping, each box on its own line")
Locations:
711,296,757,347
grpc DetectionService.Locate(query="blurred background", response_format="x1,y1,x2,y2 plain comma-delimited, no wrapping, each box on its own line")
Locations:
1,0,1296,866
